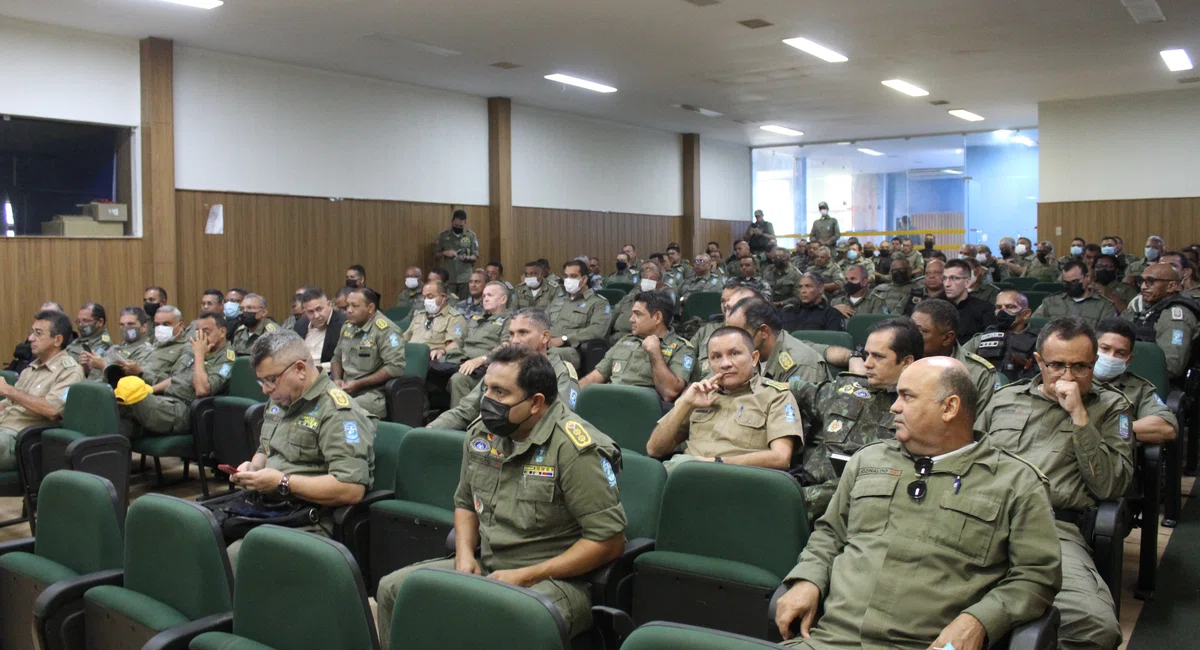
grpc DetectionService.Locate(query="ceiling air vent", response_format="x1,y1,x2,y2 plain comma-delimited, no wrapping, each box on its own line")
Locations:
1178,76,1200,84
682,0,720,7
672,104,724,117
738,19,774,29
490,62,521,69
1121,0,1166,24
928,99,950,106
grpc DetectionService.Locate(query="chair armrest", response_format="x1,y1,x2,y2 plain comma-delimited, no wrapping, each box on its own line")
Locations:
142,612,234,650
583,537,656,605
446,528,456,553
333,490,395,527
767,583,789,624
1166,390,1184,415
998,606,1059,650
1143,443,1163,468
33,569,124,619
590,605,635,649
0,538,36,556
1093,500,1128,542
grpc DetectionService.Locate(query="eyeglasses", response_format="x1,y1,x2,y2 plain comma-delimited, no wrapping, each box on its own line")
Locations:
257,360,300,389
908,456,933,501
1042,361,1094,375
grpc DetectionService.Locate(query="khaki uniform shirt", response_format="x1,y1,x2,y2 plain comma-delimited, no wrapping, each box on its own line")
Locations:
762,264,803,307
430,356,580,431
402,306,467,352
335,315,407,390
870,280,920,316
1101,372,1177,433
65,329,113,381
548,290,611,346
606,269,639,286
457,400,627,572
163,344,235,403
141,335,189,385
1024,256,1061,282
594,332,694,389
0,351,85,431
232,318,278,356
675,375,803,459
810,216,840,248
511,283,556,310
679,273,723,299
689,320,724,381
763,331,827,385
953,343,1000,413
447,311,509,364
260,373,375,487
436,228,480,283
1032,293,1117,331
786,437,1061,647
977,376,1134,511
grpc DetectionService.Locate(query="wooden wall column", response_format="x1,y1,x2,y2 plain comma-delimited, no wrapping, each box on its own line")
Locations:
488,98,515,270
140,37,177,300
681,133,701,260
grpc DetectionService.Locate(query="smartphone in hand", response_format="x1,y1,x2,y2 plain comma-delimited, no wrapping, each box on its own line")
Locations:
217,464,240,475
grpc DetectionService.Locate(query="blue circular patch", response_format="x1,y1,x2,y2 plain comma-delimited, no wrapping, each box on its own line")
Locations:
472,439,490,452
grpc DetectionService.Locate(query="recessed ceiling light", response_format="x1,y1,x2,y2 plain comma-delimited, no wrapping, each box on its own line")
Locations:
881,79,929,97
943,169,963,175
760,125,804,137
158,0,223,7
782,37,848,63
673,104,724,117
1161,49,1194,72
545,74,617,93
948,109,985,122
955,148,964,154
837,142,851,146
1010,135,1037,147
858,148,884,156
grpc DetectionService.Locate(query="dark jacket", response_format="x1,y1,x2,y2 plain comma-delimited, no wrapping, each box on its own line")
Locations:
780,299,846,333
292,310,348,364
953,295,997,343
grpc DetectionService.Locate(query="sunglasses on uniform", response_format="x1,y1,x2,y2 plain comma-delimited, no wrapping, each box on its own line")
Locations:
908,456,933,501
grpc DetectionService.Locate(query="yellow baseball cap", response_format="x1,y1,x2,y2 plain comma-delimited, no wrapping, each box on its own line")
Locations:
114,376,152,406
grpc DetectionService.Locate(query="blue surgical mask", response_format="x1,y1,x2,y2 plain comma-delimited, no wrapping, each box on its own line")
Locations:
847,250,859,261
1070,246,1083,256
1101,246,1116,255
223,301,240,318
1145,247,1160,261
1093,353,1127,381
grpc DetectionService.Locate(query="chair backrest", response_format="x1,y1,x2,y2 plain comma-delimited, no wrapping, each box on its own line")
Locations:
1130,342,1170,399
35,470,124,575
846,314,893,347
995,282,1017,291
596,288,626,307
619,453,667,540
1031,282,1064,294
385,305,412,323
405,343,430,378
206,396,260,463
233,526,378,650
124,494,232,621
373,422,413,493
656,463,809,580
607,282,635,293
61,382,119,436
622,622,783,649
1026,317,1050,331
394,429,465,507
574,385,662,455
227,357,267,402
1007,277,1039,290
683,291,723,322
390,568,567,650
0,369,17,385
1024,291,1050,312
792,330,854,350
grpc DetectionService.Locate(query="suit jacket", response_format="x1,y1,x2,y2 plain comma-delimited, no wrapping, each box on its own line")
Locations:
292,310,348,364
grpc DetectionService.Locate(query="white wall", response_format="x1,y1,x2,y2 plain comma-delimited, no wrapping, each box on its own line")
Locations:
512,105,682,215
1040,88,1200,202
0,17,141,127
700,139,750,220
173,47,489,205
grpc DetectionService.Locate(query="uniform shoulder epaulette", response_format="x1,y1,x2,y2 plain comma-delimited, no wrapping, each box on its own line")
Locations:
100,332,111,343
328,387,353,409
60,355,79,369
761,378,789,391
264,322,277,332
561,419,596,450
965,352,994,370
467,415,483,430
1095,383,1133,409
564,360,578,381
375,318,389,330
998,448,1050,482
836,371,868,379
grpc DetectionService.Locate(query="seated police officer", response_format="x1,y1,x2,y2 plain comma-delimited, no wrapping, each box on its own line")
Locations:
65,302,111,380
1094,318,1177,444
581,290,692,403
910,300,998,412
82,306,153,381
647,326,803,472
1120,262,1199,381
942,259,996,342
689,281,760,381
232,293,278,356
443,281,512,407
225,329,375,563
547,260,612,370
331,288,406,419
111,305,189,386
787,318,922,520
780,272,846,332
976,317,1131,650
402,280,467,362
964,290,1040,382
1032,260,1116,331
776,358,1061,650
605,262,668,346
726,296,827,384
375,344,626,646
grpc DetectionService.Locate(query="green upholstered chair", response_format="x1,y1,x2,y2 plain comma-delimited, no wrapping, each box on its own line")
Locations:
0,369,17,385
845,314,892,347
188,526,379,650
573,385,663,456
0,471,124,650
622,622,784,650
83,494,233,650
225,357,266,402
791,330,853,351
585,452,666,613
1007,277,1039,290
1026,317,1050,331
189,396,260,499
607,282,636,294
1031,282,1064,294
383,343,429,427
682,291,722,322
596,289,627,307
337,421,411,590
385,305,412,324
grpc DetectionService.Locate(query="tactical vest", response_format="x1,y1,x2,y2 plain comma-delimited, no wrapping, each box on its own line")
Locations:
975,328,1040,382
1130,295,1200,343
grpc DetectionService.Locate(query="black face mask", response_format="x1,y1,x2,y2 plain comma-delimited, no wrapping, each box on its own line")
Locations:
452,226,464,235
143,302,160,318
240,312,259,328
1000,247,1013,258
994,310,1017,331
1036,251,1049,262
924,240,934,250
843,281,863,295
891,270,911,285
346,278,358,288
616,261,628,271
479,395,531,438
774,259,788,268
1094,269,1116,286
1063,280,1086,298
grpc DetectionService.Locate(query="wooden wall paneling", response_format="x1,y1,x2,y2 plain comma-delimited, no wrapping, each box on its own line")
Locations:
1038,197,1200,259
140,37,177,297
488,97,514,268
681,134,701,260
508,207,684,275
696,219,752,257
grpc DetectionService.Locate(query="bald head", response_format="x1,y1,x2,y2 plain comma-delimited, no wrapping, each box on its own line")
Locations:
1146,263,1180,282
892,357,977,456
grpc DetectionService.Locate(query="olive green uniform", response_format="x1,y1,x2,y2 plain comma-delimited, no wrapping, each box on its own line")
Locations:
749,219,777,252
606,269,639,286
89,335,154,383
1126,256,1151,280
1121,298,1200,380
952,343,999,413
604,290,640,346
376,401,627,645
867,280,919,316
668,262,694,285
662,375,802,470
969,281,1002,308
435,227,480,296
763,331,827,385
446,311,511,405
395,287,423,313
511,283,556,310
402,306,467,354
738,275,773,301
1101,280,1137,306
138,335,190,386
900,250,925,273
334,315,407,419
762,264,803,307
547,290,611,369
1102,372,1177,435
431,355,580,431
689,320,723,381
782,436,1061,649
124,344,235,436
788,373,897,520
976,377,1132,650
593,332,694,393
1024,256,1062,282
679,273,723,300
810,216,840,248
1032,293,1116,331
808,261,846,289
65,329,112,381
0,351,85,469
829,291,887,317
232,318,279,356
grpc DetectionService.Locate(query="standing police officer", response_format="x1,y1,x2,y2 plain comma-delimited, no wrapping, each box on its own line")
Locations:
435,210,479,297
809,202,840,248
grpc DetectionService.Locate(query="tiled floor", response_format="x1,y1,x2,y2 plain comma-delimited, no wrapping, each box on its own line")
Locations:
0,459,1191,647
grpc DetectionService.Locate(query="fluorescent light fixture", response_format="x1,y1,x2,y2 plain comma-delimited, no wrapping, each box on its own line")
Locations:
158,0,224,8
955,148,964,154
544,74,617,93
1161,49,1194,72
760,125,804,137
858,148,884,156
993,129,1013,139
1010,134,1037,147
943,169,963,175
782,37,848,63
837,142,851,145
948,109,985,122
881,79,929,97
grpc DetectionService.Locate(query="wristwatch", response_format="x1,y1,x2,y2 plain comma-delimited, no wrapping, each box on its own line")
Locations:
276,474,291,497
561,335,569,344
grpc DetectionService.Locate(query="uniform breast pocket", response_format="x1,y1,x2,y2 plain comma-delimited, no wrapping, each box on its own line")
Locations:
733,407,768,448
608,347,634,370
517,476,569,530
689,408,718,428
847,476,898,535
988,412,1029,438
467,460,500,497
288,428,322,463
928,493,1002,564
562,308,588,328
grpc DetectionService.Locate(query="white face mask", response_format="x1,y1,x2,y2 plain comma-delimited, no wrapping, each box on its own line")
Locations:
847,250,859,261
423,298,441,315
405,277,419,289
524,276,541,289
975,253,988,263
154,325,174,343
820,209,829,216
563,277,582,295
1093,353,1127,381
640,278,658,292
1015,244,1028,255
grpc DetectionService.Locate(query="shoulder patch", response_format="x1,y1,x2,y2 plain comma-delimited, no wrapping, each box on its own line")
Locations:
565,361,578,381
265,322,277,331
376,318,389,330
328,387,352,409
966,352,994,370
779,351,795,370
226,349,236,361
762,378,789,391
564,420,594,449
1172,306,1184,321
101,333,111,343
